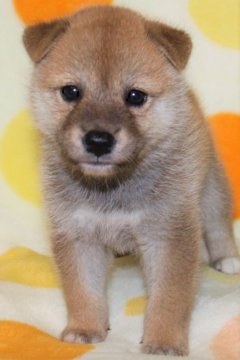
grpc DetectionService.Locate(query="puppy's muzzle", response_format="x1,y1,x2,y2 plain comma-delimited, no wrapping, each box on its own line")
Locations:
83,130,116,158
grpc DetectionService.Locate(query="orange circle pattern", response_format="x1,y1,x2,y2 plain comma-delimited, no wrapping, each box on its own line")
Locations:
0,320,94,360
211,316,240,360
13,0,112,25
208,113,240,219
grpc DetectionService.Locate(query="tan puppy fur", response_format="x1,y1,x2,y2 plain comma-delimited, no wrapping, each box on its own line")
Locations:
23,6,240,356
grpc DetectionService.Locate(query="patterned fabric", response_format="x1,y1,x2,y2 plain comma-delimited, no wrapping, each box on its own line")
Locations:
0,1,239,359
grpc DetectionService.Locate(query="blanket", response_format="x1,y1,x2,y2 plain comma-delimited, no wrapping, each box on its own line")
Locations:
0,1,240,359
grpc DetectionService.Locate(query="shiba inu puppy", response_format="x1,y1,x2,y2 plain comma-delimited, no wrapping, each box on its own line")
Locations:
23,5,240,356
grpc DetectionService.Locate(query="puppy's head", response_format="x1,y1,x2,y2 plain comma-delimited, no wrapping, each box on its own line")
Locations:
24,6,192,180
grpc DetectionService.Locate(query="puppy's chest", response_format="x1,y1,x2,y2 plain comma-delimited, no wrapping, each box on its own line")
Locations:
69,206,142,250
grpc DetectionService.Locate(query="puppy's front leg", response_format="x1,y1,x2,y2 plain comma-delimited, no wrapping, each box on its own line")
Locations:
52,235,112,344
139,210,200,356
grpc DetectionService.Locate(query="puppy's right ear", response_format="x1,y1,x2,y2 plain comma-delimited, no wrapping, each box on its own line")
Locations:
23,19,69,63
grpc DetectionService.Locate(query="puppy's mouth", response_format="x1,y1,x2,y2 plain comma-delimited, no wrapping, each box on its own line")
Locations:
79,161,116,177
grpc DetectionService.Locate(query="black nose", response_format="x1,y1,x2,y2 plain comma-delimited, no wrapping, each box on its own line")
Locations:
83,131,116,157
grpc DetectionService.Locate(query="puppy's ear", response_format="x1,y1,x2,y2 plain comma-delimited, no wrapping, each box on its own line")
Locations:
145,21,192,70
23,19,69,63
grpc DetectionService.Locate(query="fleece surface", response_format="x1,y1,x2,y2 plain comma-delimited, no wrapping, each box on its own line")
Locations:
0,1,240,359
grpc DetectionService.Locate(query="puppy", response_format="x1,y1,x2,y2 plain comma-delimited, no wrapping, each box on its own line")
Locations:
23,5,240,356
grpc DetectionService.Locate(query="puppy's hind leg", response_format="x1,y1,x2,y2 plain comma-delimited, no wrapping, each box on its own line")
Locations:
201,161,240,274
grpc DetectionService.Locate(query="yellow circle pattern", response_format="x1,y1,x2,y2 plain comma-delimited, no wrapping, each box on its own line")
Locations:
125,296,146,316
0,247,59,288
189,0,240,49
0,110,41,206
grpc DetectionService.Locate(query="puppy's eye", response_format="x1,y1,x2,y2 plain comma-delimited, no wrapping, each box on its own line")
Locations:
61,85,80,102
125,89,148,107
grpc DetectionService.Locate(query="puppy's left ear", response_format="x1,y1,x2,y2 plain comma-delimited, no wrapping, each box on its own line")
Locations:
145,21,192,70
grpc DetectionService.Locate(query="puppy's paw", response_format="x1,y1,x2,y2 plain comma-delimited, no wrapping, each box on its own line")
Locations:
61,327,107,344
214,256,240,274
142,343,188,356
